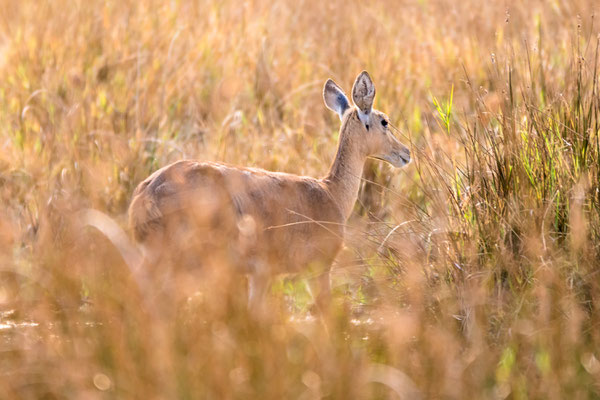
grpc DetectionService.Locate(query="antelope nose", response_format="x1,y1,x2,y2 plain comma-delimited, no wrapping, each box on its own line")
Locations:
402,148,411,165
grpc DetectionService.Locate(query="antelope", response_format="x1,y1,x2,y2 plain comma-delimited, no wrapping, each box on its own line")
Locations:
128,71,411,311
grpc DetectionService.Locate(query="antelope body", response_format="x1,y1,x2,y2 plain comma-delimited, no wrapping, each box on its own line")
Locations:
128,71,410,308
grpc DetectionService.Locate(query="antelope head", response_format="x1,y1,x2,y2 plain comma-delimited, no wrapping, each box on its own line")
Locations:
323,71,411,168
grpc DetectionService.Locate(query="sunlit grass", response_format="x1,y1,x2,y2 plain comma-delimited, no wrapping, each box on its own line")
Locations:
0,0,599,398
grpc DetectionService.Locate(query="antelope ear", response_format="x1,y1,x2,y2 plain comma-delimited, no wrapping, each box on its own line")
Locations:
323,79,350,120
352,71,375,125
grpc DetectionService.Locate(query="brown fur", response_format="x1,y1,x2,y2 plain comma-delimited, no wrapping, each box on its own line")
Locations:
128,72,410,304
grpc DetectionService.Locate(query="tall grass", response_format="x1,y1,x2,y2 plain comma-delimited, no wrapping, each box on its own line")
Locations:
0,0,599,398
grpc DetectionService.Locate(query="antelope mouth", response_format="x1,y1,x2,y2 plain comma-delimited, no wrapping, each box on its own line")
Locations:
370,153,411,168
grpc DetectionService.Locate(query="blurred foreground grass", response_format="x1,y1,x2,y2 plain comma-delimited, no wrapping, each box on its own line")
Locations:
0,0,599,398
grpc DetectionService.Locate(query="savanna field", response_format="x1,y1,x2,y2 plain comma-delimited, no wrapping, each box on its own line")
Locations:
1,0,599,398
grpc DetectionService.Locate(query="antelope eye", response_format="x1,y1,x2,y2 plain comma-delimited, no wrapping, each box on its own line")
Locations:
381,119,388,127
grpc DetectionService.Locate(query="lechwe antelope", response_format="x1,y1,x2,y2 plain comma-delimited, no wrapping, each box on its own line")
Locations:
128,71,410,311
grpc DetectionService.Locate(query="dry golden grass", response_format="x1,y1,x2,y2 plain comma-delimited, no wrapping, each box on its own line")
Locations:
1,0,599,398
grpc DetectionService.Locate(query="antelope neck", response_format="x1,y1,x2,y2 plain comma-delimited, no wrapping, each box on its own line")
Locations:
322,111,368,221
